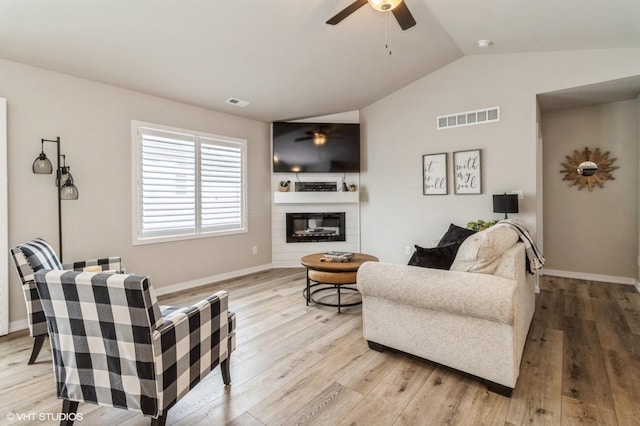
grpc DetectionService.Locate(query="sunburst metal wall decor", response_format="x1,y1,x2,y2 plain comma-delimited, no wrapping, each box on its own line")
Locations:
560,147,618,191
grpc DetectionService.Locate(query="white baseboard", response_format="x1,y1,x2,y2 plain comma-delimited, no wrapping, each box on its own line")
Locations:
6,263,274,335
635,280,640,294
153,263,273,297
542,269,637,286
8,318,28,334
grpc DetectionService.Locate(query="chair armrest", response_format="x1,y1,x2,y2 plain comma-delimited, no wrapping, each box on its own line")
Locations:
152,290,230,411
62,256,123,273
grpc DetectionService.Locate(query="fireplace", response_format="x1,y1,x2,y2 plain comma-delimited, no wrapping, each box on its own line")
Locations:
286,212,346,243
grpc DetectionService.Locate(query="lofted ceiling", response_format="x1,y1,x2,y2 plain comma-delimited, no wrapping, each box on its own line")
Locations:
0,0,639,123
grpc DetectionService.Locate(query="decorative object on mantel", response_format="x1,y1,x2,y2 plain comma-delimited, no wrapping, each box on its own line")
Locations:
32,137,79,260
493,193,519,219
560,147,618,191
466,219,498,231
453,149,481,194
279,180,291,192
423,153,447,195
348,184,357,192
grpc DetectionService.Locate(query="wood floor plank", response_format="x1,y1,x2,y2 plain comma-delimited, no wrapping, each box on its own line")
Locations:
535,287,565,331
336,346,398,395
561,315,601,350
602,348,640,425
562,336,614,409
450,383,511,426
281,382,363,426
592,298,640,356
505,321,564,425
339,355,435,426
172,349,326,425
246,373,335,425
1,270,639,425
564,282,595,321
614,290,640,335
395,367,472,425
561,396,617,426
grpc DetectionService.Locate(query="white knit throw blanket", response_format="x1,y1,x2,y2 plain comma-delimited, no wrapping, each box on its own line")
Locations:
496,219,545,274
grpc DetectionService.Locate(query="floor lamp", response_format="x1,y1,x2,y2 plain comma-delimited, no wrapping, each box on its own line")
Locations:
32,137,79,261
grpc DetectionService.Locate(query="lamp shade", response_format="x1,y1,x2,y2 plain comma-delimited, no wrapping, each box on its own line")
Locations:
368,0,402,12
60,175,79,200
32,152,53,174
493,194,518,219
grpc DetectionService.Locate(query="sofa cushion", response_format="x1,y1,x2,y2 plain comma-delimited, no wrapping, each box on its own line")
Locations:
408,243,460,270
438,223,476,247
450,225,519,274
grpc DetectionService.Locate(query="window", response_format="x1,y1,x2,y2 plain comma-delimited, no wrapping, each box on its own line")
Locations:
132,121,247,244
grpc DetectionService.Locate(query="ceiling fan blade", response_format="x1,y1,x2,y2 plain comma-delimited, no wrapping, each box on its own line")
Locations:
392,1,416,30
326,0,368,25
294,136,313,142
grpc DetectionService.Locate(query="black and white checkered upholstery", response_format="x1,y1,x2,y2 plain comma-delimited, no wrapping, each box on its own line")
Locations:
34,269,236,419
9,238,124,339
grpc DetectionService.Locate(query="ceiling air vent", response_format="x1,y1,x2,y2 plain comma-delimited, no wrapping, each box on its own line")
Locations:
437,106,500,130
226,97,249,108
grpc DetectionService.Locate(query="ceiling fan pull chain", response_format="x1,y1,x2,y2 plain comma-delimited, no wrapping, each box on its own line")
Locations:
385,11,392,55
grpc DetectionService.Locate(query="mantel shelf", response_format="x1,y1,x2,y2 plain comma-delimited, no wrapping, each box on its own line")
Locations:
273,191,359,204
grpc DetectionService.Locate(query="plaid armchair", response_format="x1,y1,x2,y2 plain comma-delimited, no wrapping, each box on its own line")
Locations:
10,238,123,364
34,269,236,425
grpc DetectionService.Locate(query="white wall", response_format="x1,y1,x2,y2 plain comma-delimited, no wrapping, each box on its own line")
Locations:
542,100,638,280
1,59,272,327
637,94,640,289
360,48,640,264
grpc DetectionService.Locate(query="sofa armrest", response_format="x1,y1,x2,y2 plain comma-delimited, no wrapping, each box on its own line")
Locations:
357,262,517,324
62,256,124,273
153,290,230,411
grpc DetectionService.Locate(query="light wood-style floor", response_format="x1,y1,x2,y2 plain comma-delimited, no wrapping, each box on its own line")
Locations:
1,270,639,425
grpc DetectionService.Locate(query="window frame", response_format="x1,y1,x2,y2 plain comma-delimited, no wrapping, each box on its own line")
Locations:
132,120,247,245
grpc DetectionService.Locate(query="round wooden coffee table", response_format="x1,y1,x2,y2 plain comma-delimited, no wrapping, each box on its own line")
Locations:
301,252,378,313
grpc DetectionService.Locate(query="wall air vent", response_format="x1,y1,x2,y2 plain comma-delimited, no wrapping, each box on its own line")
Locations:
226,97,250,108
437,106,500,130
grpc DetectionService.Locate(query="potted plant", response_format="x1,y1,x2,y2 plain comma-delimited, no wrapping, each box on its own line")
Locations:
279,180,291,192
466,219,498,231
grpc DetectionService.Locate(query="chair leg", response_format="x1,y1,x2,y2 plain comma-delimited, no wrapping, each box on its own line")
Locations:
28,335,46,365
221,357,231,385
150,413,167,426
367,340,385,352
60,399,79,426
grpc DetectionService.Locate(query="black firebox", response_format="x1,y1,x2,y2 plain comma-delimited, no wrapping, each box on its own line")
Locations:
286,212,346,243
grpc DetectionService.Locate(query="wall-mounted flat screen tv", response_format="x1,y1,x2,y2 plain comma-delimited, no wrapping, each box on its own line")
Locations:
272,122,360,173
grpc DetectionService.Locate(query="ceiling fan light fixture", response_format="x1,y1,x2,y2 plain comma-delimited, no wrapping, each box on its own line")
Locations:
313,132,327,145
368,0,402,12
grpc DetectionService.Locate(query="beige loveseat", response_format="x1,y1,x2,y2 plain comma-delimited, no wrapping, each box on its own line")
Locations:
356,225,535,395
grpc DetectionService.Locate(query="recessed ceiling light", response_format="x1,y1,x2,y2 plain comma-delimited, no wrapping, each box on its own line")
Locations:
226,97,250,108
477,40,492,48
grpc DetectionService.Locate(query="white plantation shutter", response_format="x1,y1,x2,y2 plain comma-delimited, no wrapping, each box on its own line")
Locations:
140,130,196,238
201,139,244,232
134,122,246,244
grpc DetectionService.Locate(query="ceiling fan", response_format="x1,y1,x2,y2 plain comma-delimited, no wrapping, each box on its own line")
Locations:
295,125,341,146
326,0,416,30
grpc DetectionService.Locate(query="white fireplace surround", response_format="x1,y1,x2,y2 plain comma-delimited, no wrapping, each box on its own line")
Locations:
271,173,360,268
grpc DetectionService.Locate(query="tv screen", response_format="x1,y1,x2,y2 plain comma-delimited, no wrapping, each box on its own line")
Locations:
272,122,360,173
